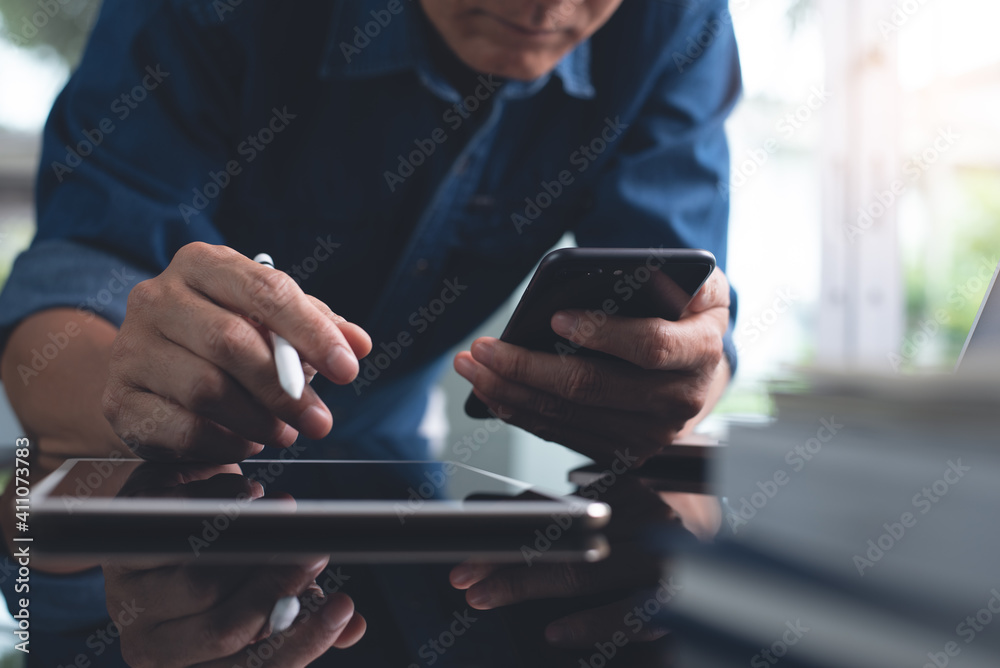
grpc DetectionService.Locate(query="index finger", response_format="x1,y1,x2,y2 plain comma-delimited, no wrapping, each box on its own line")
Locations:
548,269,730,371
176,243,359,384
547,308,727,371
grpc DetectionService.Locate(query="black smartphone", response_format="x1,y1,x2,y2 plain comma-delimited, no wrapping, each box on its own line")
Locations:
464,247,717,418
568,443,725,495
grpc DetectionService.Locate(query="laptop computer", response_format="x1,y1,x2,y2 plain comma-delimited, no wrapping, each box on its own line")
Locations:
956,258,1000,370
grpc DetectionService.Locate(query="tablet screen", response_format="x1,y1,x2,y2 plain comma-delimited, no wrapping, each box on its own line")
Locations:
40,459,546,510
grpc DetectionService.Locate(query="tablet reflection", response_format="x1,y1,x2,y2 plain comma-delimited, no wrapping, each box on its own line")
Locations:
91,459,711,666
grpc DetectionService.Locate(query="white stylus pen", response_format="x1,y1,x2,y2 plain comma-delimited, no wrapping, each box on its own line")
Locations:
269,595,301,634
253,253,305,400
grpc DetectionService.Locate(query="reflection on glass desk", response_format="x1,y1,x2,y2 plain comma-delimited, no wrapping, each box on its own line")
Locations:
18,446,723,668
34,459,611,563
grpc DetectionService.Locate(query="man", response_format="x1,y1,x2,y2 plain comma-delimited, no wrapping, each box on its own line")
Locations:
0,0,741,664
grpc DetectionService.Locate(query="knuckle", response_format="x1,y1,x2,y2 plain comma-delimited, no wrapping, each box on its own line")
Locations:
706,270,730,305
649,426,680,456
155,276,185,306
108,330,141,377
491,574,519,604
675,384,704,420
125,279,157,313
560,363,603,404
705,335,725,367
245,269,298,319
204,317,257,362
644,384,670,414
185,369,229,412
636,328,673,370
496,348,531,382
101,384,124,428
108,332,130,368
284,316,332,356
263,418,290,445
185,574,221,611
255,383,297,419
474,372,501,399
307,294,338,320
176,242,241,279
171,415,206,457
175,241,205,261
700,275,718,304
570,316,599,345
175,241,219,265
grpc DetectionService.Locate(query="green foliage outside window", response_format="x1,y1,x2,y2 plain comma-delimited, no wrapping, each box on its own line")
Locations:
0,0,101,66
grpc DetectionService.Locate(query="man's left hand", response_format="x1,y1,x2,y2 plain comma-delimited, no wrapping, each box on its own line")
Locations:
454,269,731,466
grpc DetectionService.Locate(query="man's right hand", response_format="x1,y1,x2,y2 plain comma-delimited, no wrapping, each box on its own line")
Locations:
104,555,366,668
103,242,371,462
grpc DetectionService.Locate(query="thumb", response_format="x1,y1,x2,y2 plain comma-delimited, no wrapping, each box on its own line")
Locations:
684,268,730,315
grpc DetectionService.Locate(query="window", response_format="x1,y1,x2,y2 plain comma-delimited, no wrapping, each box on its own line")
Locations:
717,0,1000,425
0,0,101,279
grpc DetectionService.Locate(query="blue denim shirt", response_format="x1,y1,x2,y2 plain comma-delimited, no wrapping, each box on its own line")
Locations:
1,0,741,462
0,0,741,662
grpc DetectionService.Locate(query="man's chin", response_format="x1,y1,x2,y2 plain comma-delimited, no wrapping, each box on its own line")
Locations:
455,45,565,82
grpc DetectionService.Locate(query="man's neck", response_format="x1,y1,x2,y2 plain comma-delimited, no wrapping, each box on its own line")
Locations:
417,4,503,98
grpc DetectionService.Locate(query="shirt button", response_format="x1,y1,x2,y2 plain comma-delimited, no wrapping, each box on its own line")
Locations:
414,258,429,275
454,156,470,174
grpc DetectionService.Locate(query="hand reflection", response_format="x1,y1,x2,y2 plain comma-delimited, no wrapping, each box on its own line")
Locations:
450,476,720,656
117,462,263,499
103,463,366,667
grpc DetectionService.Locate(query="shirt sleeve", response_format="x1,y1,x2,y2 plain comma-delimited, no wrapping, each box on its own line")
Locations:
0,0,245,352
0,239,154,351
572,1,742,374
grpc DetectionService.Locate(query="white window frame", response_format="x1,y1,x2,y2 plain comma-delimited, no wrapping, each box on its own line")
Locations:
818,0,904,367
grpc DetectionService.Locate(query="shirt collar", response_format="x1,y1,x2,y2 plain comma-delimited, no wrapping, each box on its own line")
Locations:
319,0,596,101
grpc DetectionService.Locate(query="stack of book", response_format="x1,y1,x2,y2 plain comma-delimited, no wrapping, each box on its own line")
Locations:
667,371,1000,668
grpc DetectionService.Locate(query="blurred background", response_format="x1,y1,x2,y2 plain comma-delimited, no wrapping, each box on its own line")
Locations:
0,0,998,490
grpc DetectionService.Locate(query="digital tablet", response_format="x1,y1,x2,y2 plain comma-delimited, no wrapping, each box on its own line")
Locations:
33,459,610,563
